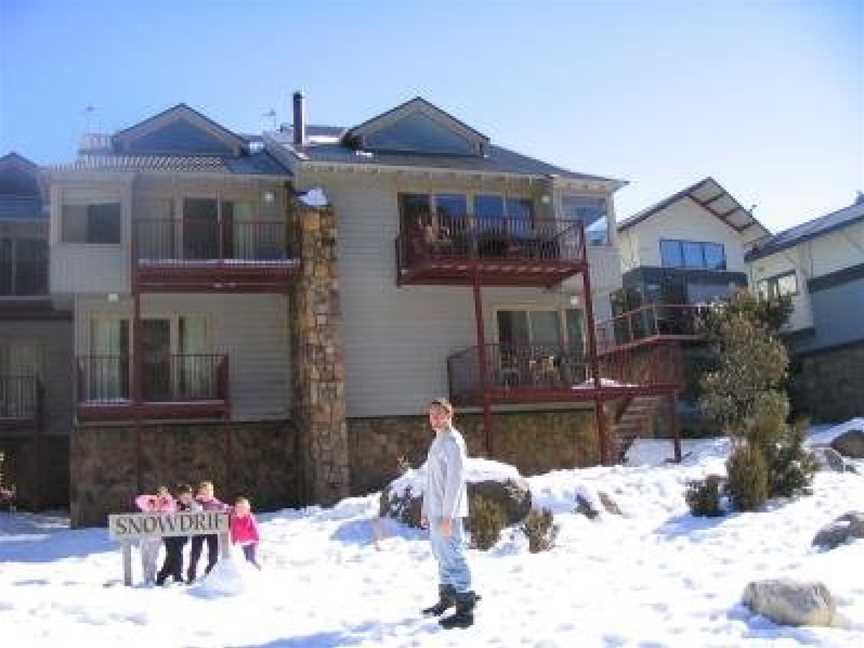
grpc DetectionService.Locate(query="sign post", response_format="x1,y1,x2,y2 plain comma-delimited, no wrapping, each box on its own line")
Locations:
108,510,231,587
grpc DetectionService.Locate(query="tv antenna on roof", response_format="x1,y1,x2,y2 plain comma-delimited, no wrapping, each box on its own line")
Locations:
263,108,277,130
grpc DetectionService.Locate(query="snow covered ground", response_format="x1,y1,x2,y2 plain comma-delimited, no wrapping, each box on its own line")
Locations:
2,431,864,647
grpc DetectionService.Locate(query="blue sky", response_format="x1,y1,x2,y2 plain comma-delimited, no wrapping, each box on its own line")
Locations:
0,0,861,232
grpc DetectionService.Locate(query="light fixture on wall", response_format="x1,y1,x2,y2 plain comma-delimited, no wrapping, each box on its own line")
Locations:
569,294,581,308
107,293,119,303
263,191,275,203
540,195,552,205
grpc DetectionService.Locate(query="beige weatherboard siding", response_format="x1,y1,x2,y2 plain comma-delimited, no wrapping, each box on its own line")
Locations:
49,180,133,295
293,168,618,417
75,293,291,420
618,198,752,273
748,253,813,332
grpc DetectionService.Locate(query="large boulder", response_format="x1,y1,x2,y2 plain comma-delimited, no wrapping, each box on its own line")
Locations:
811,447,846,473
742,579,836,627
379,458,531,528
830,429,864,458
812,511,864,550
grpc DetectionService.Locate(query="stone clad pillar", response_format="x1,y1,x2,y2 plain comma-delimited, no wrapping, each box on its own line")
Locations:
289,197,350,505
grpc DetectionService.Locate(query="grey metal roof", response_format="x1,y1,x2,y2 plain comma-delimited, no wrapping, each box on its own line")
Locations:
271,127,616,182
0,196,44,220
746,197,864,261
618,177,769,235
51,150,291,176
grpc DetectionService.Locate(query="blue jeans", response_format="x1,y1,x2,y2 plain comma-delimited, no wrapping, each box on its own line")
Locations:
429,517,471,593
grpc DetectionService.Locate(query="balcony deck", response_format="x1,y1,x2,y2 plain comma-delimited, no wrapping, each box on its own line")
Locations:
133,219,299,292
76,354,230,422
396,216,586,288
447,341,684,407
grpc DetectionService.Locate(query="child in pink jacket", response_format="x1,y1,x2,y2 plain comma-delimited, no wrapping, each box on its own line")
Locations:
134,486,176,585
230,497,261,569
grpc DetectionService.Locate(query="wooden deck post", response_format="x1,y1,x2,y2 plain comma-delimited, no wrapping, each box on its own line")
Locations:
670,392,682,463
579,239,609,465
472,267,492,456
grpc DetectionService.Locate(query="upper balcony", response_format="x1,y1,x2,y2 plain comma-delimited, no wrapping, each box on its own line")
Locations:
133,218,299,293
395,215,587,288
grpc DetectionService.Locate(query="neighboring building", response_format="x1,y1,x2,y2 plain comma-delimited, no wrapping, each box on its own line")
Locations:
610,177,770,348
746,194,864,421
0,152,73,509
28,96,690,525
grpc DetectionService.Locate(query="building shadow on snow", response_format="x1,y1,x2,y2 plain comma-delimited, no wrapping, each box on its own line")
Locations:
234,616,435,647
0,511,115,562
654,511,735,541
330,517,426,546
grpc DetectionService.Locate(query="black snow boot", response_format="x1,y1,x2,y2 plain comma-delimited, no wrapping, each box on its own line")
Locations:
422,584,455,617
439,590,477,629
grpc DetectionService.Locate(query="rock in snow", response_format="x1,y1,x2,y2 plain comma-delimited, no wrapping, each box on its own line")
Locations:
379,458,531,528
812,511,864,550
742,578,836,627
812,447,847,472
830,429,864,458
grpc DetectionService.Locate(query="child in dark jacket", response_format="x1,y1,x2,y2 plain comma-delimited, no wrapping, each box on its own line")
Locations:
230,497,261,569
186,480,230,583
156,484,197,586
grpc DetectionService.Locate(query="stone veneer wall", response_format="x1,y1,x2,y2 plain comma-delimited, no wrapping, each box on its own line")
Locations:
791,342,864,422
287,200,350,505
347,409,599,496
70,421,300,527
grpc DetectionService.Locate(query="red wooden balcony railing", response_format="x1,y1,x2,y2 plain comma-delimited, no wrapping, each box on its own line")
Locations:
76,354,229,420
447,341,684,406
596,304,708,353
396,214,586,287
0,375,42,421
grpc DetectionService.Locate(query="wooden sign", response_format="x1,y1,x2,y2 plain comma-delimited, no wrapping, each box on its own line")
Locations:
108,511,230,586
108,511,229,540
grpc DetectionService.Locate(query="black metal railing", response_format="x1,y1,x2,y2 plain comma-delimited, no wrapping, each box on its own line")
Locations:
0,375,41,419
76,354,228,404
0,260,49,296
595,304,708,352
396,214,585,269
134,219,293,264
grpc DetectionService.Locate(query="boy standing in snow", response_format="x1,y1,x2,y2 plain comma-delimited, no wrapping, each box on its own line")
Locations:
134,485,175,585
230,496,262,569
187,480,230,583
420,397,478,629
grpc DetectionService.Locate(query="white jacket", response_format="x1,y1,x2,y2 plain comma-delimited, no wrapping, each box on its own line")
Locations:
421,425,470,520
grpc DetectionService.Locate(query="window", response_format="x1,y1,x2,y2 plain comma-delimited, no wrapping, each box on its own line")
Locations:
474,194,505,228
757,271,798,299
62,202,122,244
659,239,726,270
506,198,534,234
561,196,609,245
496,308,583,350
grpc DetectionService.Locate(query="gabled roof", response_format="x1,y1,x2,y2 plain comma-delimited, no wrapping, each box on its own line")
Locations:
342,97,490,155
0,152,38,172
746,196,864,262
112,104,249,157
617,177,769,237
52,150,289,176
0,152,44,220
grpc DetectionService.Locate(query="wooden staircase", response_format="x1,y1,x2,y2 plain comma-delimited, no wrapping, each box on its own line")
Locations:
609,394,667,463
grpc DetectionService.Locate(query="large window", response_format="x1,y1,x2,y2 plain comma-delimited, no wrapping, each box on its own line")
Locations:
496,308,583,353
561,196,608,245
62,202,122,244
660,239,726,270
757,271,798,299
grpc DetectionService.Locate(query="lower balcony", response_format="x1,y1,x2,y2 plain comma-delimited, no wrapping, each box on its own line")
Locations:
76,354,229,421
447,342,684,406
0,375,42,432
